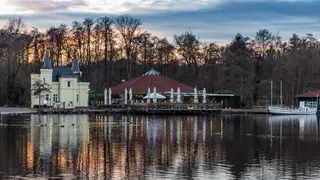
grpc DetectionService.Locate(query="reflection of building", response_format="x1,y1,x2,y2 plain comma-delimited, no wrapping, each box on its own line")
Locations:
30,114,89,174
30,51,90,108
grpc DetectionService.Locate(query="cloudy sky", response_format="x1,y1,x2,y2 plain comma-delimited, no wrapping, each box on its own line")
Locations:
0,0,319,43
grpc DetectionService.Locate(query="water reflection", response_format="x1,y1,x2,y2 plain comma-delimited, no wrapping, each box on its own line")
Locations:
1,114,320,179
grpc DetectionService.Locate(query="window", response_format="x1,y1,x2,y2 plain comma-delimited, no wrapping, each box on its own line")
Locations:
77,94,79,102
53,94,58,102
46,94,49,100
43,78,46,83
67,81,70,87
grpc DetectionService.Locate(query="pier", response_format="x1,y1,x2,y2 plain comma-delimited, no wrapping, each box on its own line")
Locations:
0,105,269,115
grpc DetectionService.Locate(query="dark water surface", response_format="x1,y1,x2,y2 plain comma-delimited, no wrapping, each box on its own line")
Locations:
1,114,320,179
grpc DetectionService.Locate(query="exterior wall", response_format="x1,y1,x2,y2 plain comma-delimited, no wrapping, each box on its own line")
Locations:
40,69,53,85
40,69,53,106
59,77,78,108
51,83,59,107
78,82,90,107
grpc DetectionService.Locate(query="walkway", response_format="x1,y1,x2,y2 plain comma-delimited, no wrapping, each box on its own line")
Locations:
0,107,37,115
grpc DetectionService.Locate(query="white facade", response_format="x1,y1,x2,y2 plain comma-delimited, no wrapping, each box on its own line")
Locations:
31,72,90,108
30,52,90,108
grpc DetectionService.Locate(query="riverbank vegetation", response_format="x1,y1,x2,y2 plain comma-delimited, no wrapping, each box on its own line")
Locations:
0,16,319,107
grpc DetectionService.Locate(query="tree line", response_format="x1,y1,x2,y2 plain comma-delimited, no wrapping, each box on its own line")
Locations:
0,16,319,107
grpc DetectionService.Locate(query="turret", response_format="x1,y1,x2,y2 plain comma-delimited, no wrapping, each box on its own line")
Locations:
43,50,52,69
40,50,53,84
71,49,82,77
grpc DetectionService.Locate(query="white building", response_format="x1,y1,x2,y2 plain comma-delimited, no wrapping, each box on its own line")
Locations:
30,51,90,108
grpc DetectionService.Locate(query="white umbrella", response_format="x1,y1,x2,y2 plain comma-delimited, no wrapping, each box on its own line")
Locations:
170,88,174,103
177,87,181,103
104,88,108,105
153,87,157,103
194,87,198,103
129,88,133,103
203,88,206,104
124,88,128,105
108,88,112,105
147,87,151,103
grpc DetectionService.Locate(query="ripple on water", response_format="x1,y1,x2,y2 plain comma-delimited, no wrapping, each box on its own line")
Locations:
1,114,320,179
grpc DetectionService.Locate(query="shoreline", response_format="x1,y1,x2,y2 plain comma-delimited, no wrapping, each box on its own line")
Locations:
0,107,270,115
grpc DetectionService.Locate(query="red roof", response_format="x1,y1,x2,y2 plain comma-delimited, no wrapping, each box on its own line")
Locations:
296,90,320,97
111,70,193,94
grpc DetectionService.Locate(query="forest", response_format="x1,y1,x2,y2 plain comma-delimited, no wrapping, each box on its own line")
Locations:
0,15,319,107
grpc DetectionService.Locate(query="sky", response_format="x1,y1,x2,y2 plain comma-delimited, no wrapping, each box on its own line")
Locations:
0,0,319,44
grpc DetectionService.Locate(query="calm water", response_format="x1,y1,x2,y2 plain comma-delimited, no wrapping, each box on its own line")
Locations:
1,114,320,179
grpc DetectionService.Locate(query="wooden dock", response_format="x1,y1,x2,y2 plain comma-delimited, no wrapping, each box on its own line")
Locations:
39,108,129,114
0,105,270,115
130,103,222,115
221,107,269,114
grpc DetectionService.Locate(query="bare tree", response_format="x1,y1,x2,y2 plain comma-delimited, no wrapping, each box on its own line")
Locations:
71,21,84,61
252,29,273,103
114,14,141,79
83,18,94,63
174,31,202,85
56,24,67,65
0,17,31,105
83,18,94,80
30,27,42,71
97,16,113,85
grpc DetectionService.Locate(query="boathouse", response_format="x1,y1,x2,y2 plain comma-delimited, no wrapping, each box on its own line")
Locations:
90,69,241,108
111,69,193,94
295,90,320,108
106,69,194,103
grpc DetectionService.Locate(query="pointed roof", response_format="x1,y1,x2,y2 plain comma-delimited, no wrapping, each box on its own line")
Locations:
43,50,52,69
111,69,193,94
143,69,160,76
71,50,80,73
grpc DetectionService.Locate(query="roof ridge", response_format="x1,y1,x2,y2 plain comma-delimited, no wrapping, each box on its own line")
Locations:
148,75,152,88
162,75,193,90
122,75,146,89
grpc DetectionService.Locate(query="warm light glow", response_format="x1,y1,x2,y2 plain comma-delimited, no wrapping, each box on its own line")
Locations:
26,129,34,169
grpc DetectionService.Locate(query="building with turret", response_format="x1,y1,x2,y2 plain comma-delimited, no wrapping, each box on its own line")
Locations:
30,51,90,108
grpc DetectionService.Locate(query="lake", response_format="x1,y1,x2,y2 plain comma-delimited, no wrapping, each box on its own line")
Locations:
1,114,320,179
